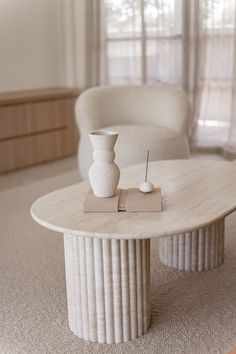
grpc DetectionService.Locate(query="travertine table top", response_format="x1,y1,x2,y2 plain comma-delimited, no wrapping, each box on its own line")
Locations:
31,160,236,240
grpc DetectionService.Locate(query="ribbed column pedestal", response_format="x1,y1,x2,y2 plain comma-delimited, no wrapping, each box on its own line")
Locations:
63,235,151,343
159,219,225,271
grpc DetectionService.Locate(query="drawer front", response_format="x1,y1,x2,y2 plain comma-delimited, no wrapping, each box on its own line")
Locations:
0,125,78,173
0,98,77,140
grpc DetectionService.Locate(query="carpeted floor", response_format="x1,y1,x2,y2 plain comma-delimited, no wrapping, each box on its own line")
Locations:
0,170,236,354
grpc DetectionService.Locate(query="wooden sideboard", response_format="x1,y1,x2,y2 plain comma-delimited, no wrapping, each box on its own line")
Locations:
0,87,79,173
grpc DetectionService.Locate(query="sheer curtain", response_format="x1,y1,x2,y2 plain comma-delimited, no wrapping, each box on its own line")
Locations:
101,0,184,85
193,0,236,154
63,0,236,156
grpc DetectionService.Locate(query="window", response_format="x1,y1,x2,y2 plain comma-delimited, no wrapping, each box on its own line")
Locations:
99,0,236,148
103,0,183,86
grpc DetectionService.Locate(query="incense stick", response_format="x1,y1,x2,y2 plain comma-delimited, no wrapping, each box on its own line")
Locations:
145,150,150,182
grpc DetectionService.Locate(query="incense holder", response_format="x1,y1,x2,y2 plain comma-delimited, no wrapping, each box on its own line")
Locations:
139,181,154,193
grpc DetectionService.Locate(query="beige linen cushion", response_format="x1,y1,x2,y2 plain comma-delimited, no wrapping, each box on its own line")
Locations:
106,124,189,168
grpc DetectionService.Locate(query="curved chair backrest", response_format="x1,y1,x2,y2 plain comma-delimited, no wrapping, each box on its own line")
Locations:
75,85,190,135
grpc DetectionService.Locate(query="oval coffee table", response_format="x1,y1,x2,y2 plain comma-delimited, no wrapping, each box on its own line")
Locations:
31,160,236,344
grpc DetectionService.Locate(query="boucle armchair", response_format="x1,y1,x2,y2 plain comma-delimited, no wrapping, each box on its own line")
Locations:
75,85,190,180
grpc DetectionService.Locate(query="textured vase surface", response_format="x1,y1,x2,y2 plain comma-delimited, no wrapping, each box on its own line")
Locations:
89,131,120,198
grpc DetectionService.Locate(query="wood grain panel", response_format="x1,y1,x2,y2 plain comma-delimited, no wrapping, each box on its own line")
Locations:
0,101,64,140
0,128,75,171
0,87,79,106
0,88,79,173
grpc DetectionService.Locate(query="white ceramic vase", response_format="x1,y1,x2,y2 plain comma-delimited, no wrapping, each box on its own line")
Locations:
88,131,120,198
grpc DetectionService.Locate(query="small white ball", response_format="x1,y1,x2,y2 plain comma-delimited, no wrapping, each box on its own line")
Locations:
139,181,154,193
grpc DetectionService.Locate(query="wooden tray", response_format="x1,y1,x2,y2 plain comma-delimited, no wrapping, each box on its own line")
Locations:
83,188,162,213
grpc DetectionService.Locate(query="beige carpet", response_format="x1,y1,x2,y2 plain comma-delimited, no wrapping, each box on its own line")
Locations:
0,171,236,354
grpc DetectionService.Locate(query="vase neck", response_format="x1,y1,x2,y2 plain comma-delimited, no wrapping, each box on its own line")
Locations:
93,150,115,164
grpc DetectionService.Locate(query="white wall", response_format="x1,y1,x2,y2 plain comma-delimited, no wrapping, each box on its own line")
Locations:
0,0,64,92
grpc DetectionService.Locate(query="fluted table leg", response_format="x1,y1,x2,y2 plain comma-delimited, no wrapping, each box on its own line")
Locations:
159,218,225,271
63,234,151,343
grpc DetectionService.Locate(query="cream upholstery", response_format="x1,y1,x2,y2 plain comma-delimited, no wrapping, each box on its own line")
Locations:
75,85,190,180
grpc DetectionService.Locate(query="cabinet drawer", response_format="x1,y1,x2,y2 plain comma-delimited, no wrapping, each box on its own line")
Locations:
0,98,75,140
0,126,78,173
0,88,79,173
